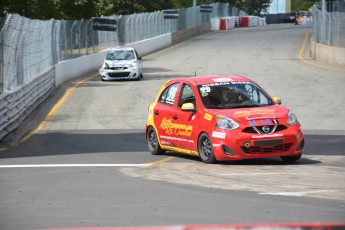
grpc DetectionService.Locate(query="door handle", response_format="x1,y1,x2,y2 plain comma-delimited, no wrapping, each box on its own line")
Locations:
172,115,178,120
154,111,159,115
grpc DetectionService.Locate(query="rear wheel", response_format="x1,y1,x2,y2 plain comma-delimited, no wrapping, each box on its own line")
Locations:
280,154,302,162
198,133,217,164
147,126,165,155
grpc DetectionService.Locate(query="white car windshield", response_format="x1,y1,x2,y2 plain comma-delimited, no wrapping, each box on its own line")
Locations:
106,50,135,60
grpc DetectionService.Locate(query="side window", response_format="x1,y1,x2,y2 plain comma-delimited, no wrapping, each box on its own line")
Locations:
134,49,140,59
159,83,180,105
245,84,269,105
178,84,196,107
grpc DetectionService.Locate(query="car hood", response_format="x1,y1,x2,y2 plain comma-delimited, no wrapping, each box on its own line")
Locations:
105,60,134,66
206,105,288,122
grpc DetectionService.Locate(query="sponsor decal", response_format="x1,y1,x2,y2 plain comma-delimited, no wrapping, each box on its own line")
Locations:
204,113,213,121
212,131,226,139
160,118,193,137
160,135,194,143
160,140,172,146
201,81,251,87
200,86,211,93
252,133,283,139
235,110,276,117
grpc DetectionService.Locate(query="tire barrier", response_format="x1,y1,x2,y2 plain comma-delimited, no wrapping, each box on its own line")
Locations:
212,16,266,30
0,68,55,140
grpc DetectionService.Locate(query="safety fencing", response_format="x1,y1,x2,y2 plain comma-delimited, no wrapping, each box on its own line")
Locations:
0,3,247,141
311,8,345,48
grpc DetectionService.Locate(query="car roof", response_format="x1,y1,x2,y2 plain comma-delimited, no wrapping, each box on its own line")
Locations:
171,75,253,85
107,46,135,52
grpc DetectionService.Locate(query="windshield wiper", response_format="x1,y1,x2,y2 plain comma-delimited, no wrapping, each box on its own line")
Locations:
227,104,264,109
205,105,224,109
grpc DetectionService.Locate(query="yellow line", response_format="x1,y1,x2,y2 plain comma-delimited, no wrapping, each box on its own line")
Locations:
299,32,345,72
14,73,99,146
142,156,175,167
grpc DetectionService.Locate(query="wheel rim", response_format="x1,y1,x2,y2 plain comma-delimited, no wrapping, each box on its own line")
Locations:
149,129,158,149
200,137,212,160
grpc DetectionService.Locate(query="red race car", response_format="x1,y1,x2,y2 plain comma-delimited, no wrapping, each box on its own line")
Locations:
146,76,304,164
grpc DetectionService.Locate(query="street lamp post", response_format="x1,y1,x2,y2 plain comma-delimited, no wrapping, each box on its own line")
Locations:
24,0,28,17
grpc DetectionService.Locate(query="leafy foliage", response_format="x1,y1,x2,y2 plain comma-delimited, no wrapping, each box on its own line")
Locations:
1,0,272,19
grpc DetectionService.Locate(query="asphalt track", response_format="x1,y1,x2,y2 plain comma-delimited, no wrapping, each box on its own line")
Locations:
0,24,345,230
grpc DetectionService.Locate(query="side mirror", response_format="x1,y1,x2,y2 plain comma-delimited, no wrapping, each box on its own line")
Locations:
137,57,142,60
273,97,282,105
181,103,196,112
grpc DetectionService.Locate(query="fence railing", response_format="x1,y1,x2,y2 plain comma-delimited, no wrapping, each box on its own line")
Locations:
311,7,345,48
0,3,246,94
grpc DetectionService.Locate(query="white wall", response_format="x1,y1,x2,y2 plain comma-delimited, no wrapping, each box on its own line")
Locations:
55,33,172,86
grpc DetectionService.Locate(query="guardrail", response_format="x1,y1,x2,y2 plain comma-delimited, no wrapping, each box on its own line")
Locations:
0,68,55,140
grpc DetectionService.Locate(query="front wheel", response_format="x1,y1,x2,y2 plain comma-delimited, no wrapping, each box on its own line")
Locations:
147,126,165,155
280,154,302,163
198,133,217,164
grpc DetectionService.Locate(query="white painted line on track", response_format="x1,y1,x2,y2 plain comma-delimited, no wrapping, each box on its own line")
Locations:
260,189,342,197
0,164,146,168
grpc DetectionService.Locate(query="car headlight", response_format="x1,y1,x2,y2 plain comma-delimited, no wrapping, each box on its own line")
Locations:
102,62,109,69
287,110,299,125
215,115,239,130
131,62,137,67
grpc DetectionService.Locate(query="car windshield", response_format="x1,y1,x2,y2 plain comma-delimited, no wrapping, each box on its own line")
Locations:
106,50,135,60
198,81,275,109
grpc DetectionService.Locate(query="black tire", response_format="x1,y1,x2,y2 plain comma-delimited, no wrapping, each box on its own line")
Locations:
198,133,217,164
140,73,143,78
147,126,165,155
280,154,302,163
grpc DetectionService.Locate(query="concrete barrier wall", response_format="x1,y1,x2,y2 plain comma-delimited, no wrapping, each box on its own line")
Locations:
55,33,172,86
171,22,211,45
310,39,345,67
55,26,208,87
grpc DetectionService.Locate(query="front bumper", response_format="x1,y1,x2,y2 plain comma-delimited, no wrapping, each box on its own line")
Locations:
211,126,304,161
99,68,140,80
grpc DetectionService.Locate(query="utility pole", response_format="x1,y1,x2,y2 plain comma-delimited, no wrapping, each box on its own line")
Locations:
193,0,197,7
24,0,28,17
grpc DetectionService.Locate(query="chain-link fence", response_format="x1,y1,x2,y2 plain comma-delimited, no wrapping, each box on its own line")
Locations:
0,3,246,94
311,3,345,48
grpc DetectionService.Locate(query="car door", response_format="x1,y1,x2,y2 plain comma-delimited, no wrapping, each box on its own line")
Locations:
153,82,181,148
173,83,199,152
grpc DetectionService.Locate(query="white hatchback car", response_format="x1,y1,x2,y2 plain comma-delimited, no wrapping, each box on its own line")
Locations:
99,47,143,81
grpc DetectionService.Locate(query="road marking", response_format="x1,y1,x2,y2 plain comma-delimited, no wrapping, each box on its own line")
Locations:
299,32,345,72
0,157,176,168
142,156,175,166
0,164,146,168
220,172,310,176
260,189,342,197
14,73,99,146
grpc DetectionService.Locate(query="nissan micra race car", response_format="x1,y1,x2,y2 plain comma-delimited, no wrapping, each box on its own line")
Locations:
99,46,143,81
146,76,304,164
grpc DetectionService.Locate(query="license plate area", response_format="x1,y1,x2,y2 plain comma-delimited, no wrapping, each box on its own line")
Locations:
254,139,284,146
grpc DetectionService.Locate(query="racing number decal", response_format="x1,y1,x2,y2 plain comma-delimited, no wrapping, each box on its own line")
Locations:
166,84,178,105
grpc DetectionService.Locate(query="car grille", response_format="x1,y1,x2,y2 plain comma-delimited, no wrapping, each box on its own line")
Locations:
109,67,128,70
108,72,131,77
242,124,287,134
241,143,292,154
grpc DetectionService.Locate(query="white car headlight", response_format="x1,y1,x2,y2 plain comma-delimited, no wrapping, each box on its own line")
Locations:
131,62,137,67
287,110,299,125
102,62,109,69
215,115,239,130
